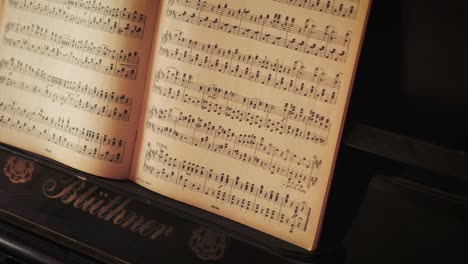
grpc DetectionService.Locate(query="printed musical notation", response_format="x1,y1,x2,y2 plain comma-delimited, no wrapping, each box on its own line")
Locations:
144,144,312,233
3,22,139,80
161,31,341,104
272,0,360,19
151,84,328,144
148,106,323,176
0,101,125,163
0,58,133,121
166,0,351,62
6,22,140,65
146,106,321,191
7,0,146,39
154,68,330,141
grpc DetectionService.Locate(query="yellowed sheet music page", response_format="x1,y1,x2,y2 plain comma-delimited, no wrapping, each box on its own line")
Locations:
0,0,159,179
132,0,370,249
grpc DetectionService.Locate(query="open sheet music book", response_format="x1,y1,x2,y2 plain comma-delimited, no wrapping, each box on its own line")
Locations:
0,0,370,250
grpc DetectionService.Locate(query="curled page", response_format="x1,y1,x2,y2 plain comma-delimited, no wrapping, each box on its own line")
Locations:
132,0,371,250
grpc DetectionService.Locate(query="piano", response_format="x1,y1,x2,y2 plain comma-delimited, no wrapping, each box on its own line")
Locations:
0,0,466,263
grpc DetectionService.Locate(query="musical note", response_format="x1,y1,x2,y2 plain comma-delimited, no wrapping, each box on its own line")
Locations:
162,30,341,89
7,0,146,39
0,101,125,163
144,144,312,232
154,68,331,131
160,31,341,104
146,107,321,189
272,0,360,19
169,0,350,46
166,0,350,62
0,58,133,106
5,22,140,65
150,85,329,144
0,58,133,121
148,106,323,172
3,22,139,80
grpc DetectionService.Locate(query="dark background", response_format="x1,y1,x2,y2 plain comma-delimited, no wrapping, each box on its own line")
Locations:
351,0,467,151
341,0,468,263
